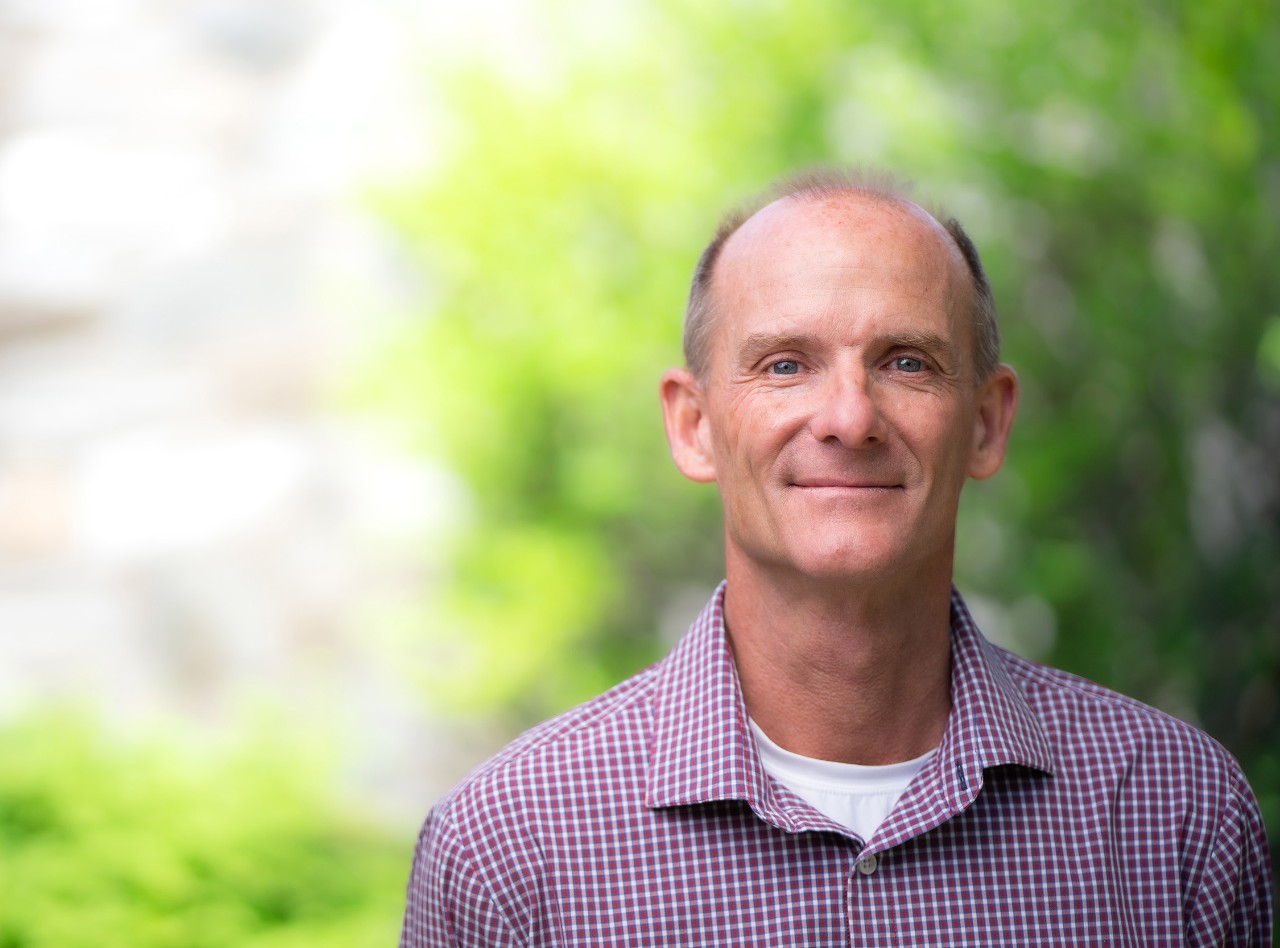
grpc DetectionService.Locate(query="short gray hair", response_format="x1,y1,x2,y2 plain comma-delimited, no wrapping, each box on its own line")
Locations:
682,168,1001,382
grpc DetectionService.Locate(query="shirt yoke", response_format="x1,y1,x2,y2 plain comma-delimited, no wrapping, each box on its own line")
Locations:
434,659,662,816
996,643,1244,779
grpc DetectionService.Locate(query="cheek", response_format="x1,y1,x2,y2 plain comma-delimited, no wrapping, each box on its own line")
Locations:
707,390,754,452
719,394,800,468
889,389,966,443
916,411,978,475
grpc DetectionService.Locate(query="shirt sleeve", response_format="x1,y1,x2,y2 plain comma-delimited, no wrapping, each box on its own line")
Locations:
1184,769,1274,947
399,806,527,948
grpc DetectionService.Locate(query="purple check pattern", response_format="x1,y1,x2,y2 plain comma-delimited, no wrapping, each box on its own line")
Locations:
401,584,1273,946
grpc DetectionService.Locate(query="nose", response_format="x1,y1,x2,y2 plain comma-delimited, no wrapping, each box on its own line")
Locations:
806,369,887,447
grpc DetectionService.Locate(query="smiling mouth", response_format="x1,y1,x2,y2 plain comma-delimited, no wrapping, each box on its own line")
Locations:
790,480,903,491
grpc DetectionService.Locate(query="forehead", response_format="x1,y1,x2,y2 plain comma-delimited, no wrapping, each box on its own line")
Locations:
706,191,962,350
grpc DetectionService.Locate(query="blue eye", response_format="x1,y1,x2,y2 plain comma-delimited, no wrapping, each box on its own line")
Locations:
894,356,924,373
769,360,800,375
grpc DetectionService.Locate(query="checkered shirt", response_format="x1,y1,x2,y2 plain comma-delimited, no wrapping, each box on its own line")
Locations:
400,583,1274,945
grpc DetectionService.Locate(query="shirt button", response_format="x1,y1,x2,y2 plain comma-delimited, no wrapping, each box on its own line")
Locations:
856,855,878,876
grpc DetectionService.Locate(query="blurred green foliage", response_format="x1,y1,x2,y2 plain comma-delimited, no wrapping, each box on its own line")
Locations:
0,714,407,947
363,0,1278,866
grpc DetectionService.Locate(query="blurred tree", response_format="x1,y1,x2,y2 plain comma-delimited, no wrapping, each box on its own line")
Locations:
363,0,1278,867
0,714,407,947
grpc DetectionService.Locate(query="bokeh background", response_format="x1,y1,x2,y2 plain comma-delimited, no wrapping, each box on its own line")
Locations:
1,0,1276,943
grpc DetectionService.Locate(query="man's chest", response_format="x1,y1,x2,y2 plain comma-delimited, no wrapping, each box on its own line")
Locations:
522,788,1185,946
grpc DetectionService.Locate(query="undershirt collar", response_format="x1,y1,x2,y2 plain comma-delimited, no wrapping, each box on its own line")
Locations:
749,718,937,841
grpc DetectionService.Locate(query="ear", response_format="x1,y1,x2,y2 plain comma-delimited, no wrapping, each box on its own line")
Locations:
967,363,1019,481
659,367,717,483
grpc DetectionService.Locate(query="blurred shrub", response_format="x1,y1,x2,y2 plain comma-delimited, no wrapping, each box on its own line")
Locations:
360,0,1277,864
0,713,407,948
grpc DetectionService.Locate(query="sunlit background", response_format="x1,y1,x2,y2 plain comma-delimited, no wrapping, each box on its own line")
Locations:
2,0,1277,943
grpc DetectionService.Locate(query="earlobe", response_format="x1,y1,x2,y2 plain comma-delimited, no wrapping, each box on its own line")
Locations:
659,368,717,483
967,364,1019,481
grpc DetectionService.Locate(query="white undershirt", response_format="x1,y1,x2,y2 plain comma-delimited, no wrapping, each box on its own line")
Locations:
749,719,936,842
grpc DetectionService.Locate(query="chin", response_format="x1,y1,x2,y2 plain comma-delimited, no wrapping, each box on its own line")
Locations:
794,552,903,584
759,537,910,584
792,527,952,582
726,519,946,584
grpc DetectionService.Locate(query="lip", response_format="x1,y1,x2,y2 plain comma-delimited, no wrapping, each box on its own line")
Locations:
790,480,902,490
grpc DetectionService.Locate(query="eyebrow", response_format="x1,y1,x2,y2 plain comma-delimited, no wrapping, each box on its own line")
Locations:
882,329,954,358
736,328,955,364
737,331,813,363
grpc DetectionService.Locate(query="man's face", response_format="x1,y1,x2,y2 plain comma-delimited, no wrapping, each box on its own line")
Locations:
662,194,1016,585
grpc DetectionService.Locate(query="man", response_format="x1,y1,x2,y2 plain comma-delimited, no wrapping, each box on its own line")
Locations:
400,170,1273,945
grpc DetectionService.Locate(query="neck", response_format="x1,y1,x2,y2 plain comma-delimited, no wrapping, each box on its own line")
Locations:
724,553,954,766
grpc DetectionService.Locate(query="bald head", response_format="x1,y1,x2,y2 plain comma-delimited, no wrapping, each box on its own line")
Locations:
683,170,1000,382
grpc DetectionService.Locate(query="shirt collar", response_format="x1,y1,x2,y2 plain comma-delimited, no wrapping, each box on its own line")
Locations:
644,582,1055,821
644,582,771,811
944,586,1056,779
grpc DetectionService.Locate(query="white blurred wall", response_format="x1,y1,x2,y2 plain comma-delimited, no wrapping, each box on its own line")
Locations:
0,0,470,823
